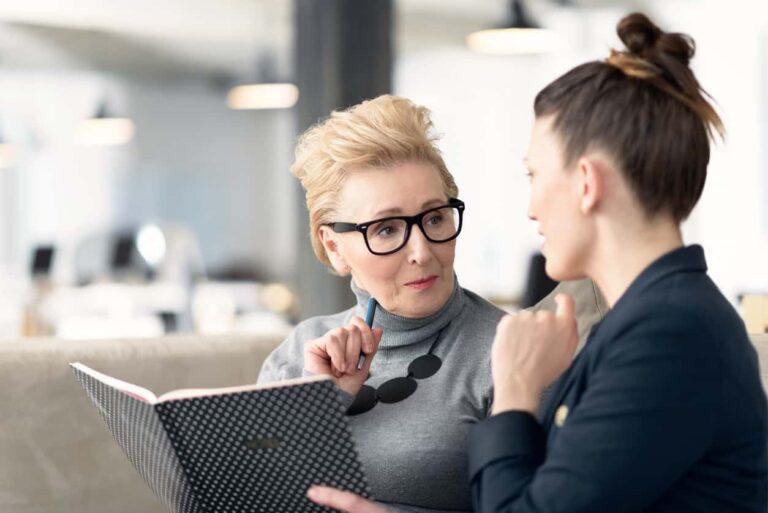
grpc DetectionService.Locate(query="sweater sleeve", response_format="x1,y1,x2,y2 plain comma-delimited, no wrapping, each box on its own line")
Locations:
257,316,358,410
257,327,309,384
469,305,722,513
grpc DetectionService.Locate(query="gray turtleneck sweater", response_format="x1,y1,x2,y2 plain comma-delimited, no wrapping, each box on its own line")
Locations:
257,277,606,513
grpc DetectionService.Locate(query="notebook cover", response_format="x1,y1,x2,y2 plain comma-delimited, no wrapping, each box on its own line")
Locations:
73,367,201,513
155,379,370,513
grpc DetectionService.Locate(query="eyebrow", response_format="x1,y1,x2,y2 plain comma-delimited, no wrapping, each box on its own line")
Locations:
371,199,446,218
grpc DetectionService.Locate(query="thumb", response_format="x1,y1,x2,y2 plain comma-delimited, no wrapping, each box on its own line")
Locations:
554,293,575,321
372,327,384,345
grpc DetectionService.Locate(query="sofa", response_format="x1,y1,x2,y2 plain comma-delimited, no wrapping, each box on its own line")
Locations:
2,330,767,513
0,332,288,513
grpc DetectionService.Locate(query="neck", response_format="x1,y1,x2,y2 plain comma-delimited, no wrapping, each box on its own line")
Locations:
349,275,464,348
587,216,683,308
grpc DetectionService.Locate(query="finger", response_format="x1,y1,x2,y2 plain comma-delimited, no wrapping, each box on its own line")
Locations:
358,328,383,374
349,316,376,354
325,332,348,376
308,486,388,513
496,314,516,334
305,340,331,367
371,327,383,349
344,325,362,373
554,293,575,320
516,309,533,321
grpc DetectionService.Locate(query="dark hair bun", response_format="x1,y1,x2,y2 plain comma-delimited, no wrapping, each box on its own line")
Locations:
618,12,695,67
618,13,661,55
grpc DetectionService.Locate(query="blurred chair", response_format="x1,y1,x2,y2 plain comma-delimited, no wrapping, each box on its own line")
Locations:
520,252,559,309
741,294,768,334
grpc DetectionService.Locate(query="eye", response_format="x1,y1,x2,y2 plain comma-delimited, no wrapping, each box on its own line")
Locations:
370,220,402,239
425,212,445,226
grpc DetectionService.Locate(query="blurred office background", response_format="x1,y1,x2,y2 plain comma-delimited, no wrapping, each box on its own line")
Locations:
0,0,765,339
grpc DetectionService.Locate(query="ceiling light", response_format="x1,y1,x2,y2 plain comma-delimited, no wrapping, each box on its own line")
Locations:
467,0,557,55
227,53,299,110
227,83,299,110
74,101,135,146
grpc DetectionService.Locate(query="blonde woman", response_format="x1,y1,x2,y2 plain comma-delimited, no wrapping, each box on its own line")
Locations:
258,95,604,513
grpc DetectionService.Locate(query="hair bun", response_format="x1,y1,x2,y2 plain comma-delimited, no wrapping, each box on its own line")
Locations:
617,13,662,56
617,12,695,66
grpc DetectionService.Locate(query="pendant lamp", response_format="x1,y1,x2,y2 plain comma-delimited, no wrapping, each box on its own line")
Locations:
467,0,557,55
227,53,299,110
74,100,135,146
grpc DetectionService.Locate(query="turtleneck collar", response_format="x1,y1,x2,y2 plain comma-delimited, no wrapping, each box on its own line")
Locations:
350,275,465,348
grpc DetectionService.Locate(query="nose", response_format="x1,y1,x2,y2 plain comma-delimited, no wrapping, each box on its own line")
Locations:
405,225,435,266
527,198,537,222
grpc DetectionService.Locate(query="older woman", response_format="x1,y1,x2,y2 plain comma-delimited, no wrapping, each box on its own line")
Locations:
258,95,605,513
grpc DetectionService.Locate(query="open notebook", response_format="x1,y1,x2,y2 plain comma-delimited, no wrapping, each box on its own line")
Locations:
71,362,370,513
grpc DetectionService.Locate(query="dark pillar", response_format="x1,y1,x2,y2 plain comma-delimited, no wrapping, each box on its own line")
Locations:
293,0,393,319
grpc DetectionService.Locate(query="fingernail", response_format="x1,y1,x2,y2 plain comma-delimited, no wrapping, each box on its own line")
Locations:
307,487,317,499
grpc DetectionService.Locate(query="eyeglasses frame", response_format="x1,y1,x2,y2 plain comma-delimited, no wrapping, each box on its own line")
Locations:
327,198,465,256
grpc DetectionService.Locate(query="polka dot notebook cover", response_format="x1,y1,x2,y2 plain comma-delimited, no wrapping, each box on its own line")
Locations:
71,362,371,513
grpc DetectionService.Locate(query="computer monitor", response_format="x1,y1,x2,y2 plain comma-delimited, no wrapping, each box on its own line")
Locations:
30,246,55,278
111,234,135,271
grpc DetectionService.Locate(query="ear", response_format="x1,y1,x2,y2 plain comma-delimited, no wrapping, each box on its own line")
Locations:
576,156,604,214
318,226,351,275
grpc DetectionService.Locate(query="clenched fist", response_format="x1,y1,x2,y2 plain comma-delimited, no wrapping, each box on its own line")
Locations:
491,293,579,415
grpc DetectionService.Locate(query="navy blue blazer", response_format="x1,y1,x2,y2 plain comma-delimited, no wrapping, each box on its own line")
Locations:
469,245,767,512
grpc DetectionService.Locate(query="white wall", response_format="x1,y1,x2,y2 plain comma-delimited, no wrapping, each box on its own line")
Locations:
120,81,296,280
0,71,128,282
653,0,768,301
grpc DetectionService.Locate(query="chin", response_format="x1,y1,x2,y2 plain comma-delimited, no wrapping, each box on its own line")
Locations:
544,259,569,282
400,289,450,318
545,258,586,283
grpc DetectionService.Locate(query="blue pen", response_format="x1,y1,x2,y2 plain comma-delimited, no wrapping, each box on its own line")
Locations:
357,297,378,370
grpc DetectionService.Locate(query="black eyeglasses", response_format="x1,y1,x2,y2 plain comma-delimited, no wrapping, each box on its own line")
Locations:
346,326,447,416
328,198,465,256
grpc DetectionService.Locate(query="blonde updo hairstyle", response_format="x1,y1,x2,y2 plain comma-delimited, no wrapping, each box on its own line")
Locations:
291,95,458,269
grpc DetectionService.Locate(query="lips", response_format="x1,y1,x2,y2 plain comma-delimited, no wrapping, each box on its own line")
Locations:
405,275,438,290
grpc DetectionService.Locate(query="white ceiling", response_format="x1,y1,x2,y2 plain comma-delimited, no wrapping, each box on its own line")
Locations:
0,0,290,81
0,0,673,82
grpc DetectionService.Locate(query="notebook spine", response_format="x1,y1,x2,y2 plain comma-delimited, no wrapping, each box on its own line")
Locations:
72,368,203,513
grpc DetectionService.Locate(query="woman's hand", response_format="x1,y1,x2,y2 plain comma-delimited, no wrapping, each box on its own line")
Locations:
304,316,383,396
491,293,579,415
308,486,391,513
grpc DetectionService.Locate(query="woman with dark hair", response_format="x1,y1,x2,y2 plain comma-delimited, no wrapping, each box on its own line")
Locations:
308,12,767,513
